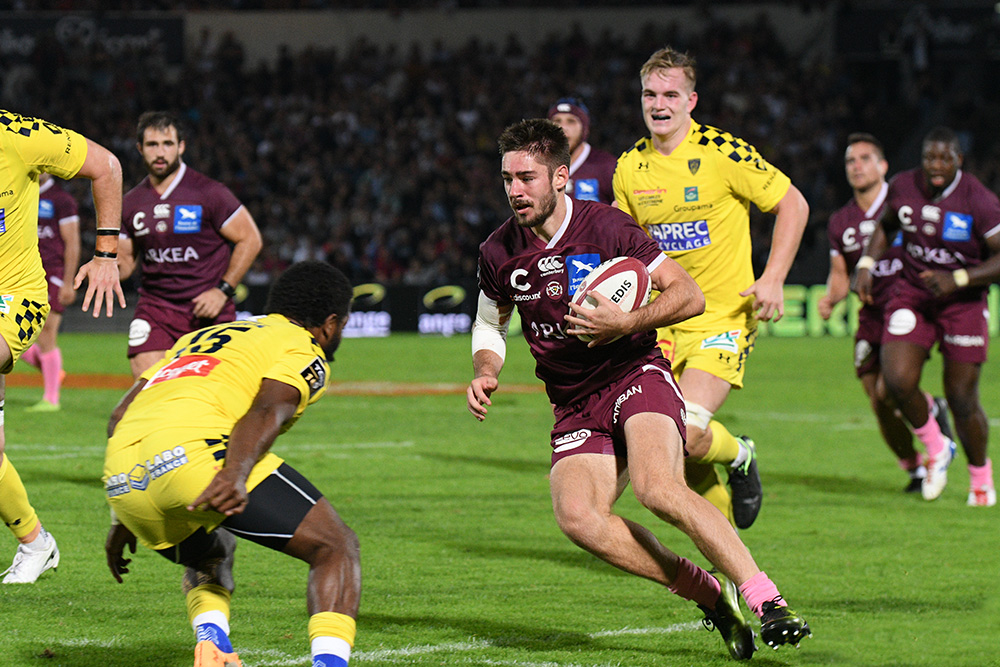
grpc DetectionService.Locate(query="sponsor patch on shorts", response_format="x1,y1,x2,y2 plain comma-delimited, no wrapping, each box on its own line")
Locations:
553,429,592,453
700,330,741,353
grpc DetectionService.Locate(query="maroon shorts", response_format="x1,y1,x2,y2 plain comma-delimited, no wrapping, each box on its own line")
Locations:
853,306,884,378
884,284,989,364
549,355,686,467
128,296,236,357
45,273,66,315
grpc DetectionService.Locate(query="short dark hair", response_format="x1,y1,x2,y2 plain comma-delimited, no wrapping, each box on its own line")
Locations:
923,126,961,152
497,118,571,176
137,110,185,144
847,132,885,161
265,261,353,327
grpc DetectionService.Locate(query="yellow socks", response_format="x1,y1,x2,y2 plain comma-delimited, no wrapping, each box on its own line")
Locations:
0,454,39,540
309,611,356,667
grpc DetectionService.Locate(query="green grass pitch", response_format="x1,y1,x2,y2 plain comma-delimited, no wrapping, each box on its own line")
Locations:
0,331,997,666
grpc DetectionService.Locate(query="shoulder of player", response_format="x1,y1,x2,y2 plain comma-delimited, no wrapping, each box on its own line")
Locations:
617,138,653,162
687,122,759,164
572,198,631,225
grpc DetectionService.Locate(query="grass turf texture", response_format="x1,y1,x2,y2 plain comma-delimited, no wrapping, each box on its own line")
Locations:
0,332,997,666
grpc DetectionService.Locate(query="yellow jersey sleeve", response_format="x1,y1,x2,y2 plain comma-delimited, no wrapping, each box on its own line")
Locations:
1,111,87,180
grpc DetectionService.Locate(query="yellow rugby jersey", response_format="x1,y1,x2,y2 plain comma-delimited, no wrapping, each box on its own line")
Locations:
0,111,87,298
108,314,330,456
614,121,790,329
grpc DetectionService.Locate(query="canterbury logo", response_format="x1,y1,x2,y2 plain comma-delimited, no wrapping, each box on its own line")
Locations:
537,256,563,273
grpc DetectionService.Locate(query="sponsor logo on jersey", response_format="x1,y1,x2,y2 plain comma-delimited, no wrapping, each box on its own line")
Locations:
301,357,327,398
147,354,221,386
636,162,649,172
128,464,150,491
510,268,531,292
145,246,201,264
684,186,698,202
38,200,54,219
613,384,643,424
921,205,941,223
922,223,936,236
0,208,5,233
942,212,973,242
537,256,563,275
574,178,600,202
891,231,903,247
905,243,960,266
553,429,592,453
688,159,700,175
567,253,601,294
545,281,563,300
647,221,711,252
173,205,203,233
872,257,903,278
512,291,541,302
700,330,741,353
0,295,12,315
154,204,171,218
156,221,168,233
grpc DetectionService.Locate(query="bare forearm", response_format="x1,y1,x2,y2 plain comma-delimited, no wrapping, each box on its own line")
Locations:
472,349,504,380
763,188,809,283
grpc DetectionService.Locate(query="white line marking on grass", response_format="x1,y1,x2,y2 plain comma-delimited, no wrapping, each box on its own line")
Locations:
588,621,701,637
249,624,698,666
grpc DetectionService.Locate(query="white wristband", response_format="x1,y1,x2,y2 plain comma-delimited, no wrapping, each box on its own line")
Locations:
953,268,970,287
855,255,875,271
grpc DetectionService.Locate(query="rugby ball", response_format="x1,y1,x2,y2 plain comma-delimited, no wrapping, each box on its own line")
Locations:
570,256,652,342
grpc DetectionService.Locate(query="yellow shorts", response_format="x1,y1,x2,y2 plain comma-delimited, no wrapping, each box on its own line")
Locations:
104,428,283,550
0,294,49,372
656,319,757,389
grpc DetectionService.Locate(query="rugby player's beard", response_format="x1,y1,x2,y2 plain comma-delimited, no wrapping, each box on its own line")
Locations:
512,188,558,229
145,155,181,180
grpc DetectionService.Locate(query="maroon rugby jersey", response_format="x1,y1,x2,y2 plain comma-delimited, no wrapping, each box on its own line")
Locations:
122,163,243,302
478,197,667,406
828,182,902,310
37,178,79,280
567,144,617,205
886,168,1000,299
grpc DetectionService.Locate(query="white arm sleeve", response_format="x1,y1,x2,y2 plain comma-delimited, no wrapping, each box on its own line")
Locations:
471,291,511,363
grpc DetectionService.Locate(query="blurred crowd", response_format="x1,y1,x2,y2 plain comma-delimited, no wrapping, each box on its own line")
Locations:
3,6,998,288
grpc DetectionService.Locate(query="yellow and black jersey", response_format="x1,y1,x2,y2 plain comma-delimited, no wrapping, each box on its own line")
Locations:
614,120,790,330
109,314,330,454
0,111,87,298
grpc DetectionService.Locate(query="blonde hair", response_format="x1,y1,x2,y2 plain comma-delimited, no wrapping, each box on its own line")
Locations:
640,47,697,90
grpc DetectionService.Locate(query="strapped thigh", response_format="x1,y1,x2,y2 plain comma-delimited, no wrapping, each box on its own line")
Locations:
221,463,323,551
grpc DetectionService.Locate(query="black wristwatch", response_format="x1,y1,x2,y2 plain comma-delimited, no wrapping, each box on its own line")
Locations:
218,280,236,298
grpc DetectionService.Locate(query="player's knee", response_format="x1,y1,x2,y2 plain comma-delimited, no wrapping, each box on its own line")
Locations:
553,498,605,546
631,475,686,523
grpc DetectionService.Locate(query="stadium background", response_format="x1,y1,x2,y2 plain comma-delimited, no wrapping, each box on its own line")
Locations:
3,1,998,335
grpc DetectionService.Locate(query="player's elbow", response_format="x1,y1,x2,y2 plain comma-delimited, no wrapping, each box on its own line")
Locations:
687,286,706,319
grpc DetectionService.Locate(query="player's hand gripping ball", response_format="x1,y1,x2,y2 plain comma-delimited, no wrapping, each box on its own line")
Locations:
570,256,651,342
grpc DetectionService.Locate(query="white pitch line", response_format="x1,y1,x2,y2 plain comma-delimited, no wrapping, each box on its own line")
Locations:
249,624,698,666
